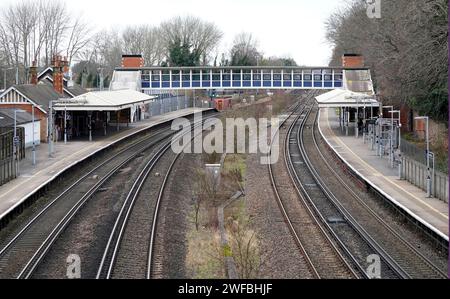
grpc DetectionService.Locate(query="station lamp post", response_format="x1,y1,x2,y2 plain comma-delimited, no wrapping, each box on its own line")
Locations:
48,101,54,158
382,106,393,164
14,109,26,175
32,104,36,166
389,110,401,176
415,116,431,198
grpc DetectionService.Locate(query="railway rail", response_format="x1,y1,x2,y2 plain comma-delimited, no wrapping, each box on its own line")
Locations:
0,112,215,279
267,91,359,279
299,105,448,279
96,117,209,279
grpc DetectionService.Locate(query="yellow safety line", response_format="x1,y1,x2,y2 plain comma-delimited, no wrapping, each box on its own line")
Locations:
324,109,448,220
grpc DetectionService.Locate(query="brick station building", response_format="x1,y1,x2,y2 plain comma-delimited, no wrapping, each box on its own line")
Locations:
0,56,86,142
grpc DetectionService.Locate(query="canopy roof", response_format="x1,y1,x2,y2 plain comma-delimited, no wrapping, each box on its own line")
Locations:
315,89,379,108
0,109,39,127
53,89,156,111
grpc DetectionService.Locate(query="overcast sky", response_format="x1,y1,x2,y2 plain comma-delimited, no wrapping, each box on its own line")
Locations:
2,0,344,66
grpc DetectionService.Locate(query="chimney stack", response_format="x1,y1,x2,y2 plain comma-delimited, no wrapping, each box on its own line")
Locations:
342,54,365,68
52,55,67,94
121,54,144,68
30,61,38,85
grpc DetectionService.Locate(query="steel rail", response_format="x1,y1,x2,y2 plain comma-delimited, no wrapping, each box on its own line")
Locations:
310,108,447,279
296,105,411,279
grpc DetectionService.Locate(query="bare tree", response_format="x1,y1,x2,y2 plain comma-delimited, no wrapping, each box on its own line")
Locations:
325,0,448,121
65,15,92,66
0,0,93,85
230,32,262,66
40,0,70,66
122,25,163,66
194,169,220,231
228,221,261,279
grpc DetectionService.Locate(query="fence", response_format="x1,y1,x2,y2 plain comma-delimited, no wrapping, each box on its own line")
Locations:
401,157,448,203
147,94,212,118
0,127,25,186
401,138,427,165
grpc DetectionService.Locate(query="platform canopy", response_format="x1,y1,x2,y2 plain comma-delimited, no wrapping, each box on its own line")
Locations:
53,89,156,111
315,89,379,108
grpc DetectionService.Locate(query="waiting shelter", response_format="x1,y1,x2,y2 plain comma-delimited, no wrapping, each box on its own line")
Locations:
316,89,380,137
52,89,157,142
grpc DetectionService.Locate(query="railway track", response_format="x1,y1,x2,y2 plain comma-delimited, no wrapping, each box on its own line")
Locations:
301,105,448,279
0,112,214,279
267,92,358,279
96,118,209,279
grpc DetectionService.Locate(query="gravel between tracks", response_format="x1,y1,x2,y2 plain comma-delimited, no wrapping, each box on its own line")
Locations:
245,150,315,279
30,143,164,279
152,153,201,279
311,109,448,276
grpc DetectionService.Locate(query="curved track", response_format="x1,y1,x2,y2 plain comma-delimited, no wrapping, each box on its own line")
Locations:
267,92,359,279
0,112,214,279
96,119,208,279
301,106,447,279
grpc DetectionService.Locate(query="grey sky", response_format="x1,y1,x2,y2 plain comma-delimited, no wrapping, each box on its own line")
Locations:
2,0,344,66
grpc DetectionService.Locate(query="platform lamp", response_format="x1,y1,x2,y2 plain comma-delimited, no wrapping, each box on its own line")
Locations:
389,110,401,177
48,100,54,158
415,116,432,198
382,106,394,165
14,109,26,176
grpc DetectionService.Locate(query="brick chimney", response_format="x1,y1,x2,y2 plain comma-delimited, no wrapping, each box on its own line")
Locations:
342,54,365,68
62,56,69,74
121,54,144,68
52,55,66,94
30,61,38,85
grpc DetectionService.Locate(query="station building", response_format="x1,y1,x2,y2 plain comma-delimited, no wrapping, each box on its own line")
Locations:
0,56,87,143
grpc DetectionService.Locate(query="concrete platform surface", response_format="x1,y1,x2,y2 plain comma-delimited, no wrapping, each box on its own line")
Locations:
0,108,211,220
319,108,448,240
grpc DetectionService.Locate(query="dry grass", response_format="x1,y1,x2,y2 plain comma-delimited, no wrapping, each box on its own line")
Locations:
186,224,226,279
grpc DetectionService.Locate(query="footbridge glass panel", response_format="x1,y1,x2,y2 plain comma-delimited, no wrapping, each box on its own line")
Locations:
113,66,356,91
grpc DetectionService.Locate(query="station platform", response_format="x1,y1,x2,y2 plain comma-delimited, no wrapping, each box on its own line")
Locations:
0,108,212,221
318,108,449,240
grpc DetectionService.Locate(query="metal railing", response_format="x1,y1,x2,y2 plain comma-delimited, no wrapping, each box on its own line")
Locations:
401,138,427,165
401,157,449,203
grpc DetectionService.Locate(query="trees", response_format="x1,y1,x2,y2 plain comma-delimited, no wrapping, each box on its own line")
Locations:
0,0,92,85
122,25,164,66
230,33,262,66
260,56,297,67
160,16,223,66
325,0,448,121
